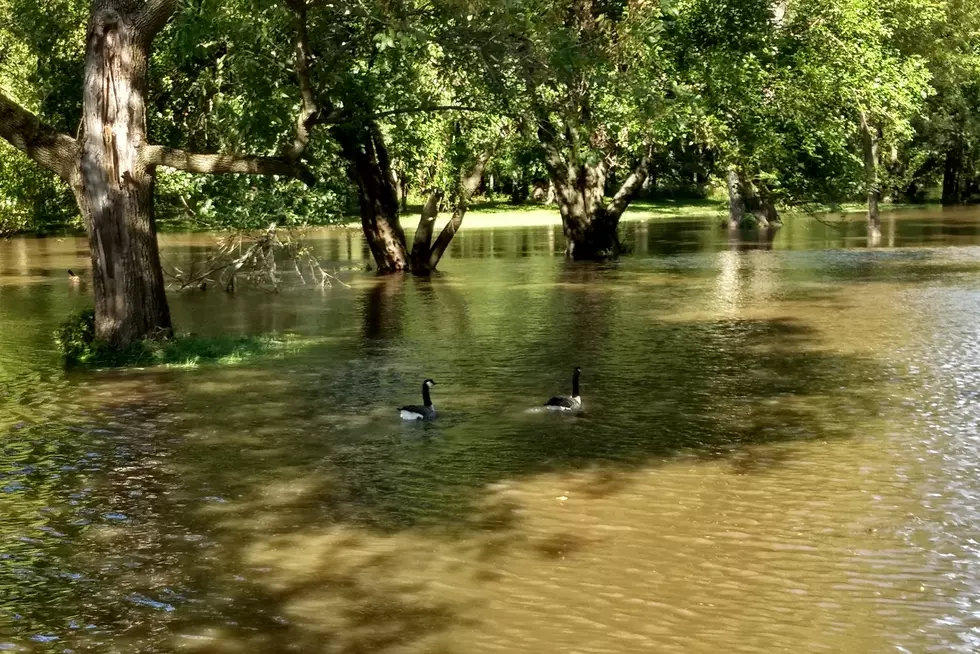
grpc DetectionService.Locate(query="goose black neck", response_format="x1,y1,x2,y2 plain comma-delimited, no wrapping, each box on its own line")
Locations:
422,383,432,407
572,369,580,397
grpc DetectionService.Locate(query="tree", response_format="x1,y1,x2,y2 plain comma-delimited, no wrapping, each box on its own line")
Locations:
464,0,667,259
669,0,931,233
279,0,506,274
0,0,316,346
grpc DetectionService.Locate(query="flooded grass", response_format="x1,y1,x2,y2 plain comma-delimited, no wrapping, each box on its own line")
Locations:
5,212,980,652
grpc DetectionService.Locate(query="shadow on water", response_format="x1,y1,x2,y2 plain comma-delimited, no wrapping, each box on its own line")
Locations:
0,253,909,651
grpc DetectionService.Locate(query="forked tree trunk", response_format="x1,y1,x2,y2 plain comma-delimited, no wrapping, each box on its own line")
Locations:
547,154,650,260
726,170,779,230
76,4,171,346
410,152,489,274
755,183,781,226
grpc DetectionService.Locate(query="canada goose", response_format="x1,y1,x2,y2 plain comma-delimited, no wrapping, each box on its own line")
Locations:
67,270,81,283
544,367,582,411
399,379,437,421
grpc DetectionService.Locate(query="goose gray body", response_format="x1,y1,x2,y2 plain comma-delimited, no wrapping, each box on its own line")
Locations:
400,379,437,421
545,367,583,412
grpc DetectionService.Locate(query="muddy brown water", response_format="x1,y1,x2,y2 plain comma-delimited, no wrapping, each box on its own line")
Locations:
2,209,980,652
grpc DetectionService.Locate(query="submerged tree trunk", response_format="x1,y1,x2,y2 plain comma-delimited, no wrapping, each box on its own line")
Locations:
0,0,319,348
726,170,780,230
334,122,409,273
942,147,962,206
756,183,780,226
76,4,171,346
726,169,746,229
552,156,650,260
859,111,881,239
410,152,489,274
537,117,651,260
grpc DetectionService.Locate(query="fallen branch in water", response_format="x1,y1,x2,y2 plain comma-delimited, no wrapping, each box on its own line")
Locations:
162,223,350,292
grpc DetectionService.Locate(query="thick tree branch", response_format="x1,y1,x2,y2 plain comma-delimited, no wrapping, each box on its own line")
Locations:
411,190,443,267
0,92,78,180
607,152,651,220
285,0,320,160
135,0,181,39
427,151,490,270
141,145,316,186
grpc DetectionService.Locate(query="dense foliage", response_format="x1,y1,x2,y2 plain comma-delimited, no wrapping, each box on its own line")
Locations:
0,0,977,239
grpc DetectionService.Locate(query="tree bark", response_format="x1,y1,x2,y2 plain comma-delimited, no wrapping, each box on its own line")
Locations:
755,182,781,226
426,153,488,271
409,152,489,274
333,121,409,272
859,111,881,237
76,2,173,346
411,190,443,269
0,0,324,348
551,157,650,259
942,147,962,206
537,114,650,259
726,169,745,229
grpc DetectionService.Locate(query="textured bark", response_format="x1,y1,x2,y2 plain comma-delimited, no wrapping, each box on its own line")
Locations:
0,0,326,348
425,153,488,271
409,152,489,274
726,170,779,229
334,122,409,272
755,183,781,226
538,117,650,259
0,94,79,180
726,169,745,229
141,145,315,185
77,3,172,346
411,190,443,268
859,111,881,235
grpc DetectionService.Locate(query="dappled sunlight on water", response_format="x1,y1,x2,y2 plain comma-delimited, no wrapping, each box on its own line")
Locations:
4,213,980,651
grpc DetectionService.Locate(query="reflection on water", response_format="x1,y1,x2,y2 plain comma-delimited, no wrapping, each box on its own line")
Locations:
2,211,980,652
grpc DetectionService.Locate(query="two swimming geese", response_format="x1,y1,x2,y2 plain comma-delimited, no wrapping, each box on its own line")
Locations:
397,368,583,421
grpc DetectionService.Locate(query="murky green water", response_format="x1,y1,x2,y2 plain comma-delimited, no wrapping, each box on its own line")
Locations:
3,209,980,652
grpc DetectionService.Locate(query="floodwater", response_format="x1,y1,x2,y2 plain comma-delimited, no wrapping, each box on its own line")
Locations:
2,208,980,652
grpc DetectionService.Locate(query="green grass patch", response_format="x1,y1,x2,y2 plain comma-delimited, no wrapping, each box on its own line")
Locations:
55,309,313,369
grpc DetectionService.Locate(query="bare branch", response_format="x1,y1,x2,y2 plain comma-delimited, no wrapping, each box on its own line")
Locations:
0,92,78,180
135,0,181,39
141,145,316,186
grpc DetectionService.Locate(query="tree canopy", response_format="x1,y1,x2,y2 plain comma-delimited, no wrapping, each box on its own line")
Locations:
0,0,976,343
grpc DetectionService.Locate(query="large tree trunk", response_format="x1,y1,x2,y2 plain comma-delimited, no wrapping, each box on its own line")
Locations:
755,182,780,226
0,0,321,350
334,122,409,273
726,170,780,230
726,169,746,229
77,2,172,346
942,147,962,206
859,111,881,239
548,155,650,260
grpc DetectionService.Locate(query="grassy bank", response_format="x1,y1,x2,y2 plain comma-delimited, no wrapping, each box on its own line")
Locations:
390,198,939,232
56,309,317,369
